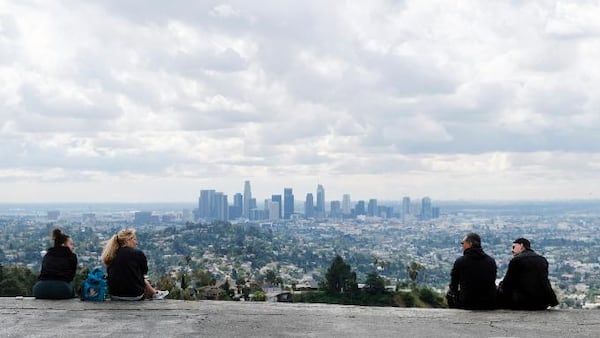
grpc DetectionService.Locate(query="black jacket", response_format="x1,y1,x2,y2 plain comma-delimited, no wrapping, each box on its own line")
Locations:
38,246,78,282
498,249,559,310
449,247,497,310
107,247,148,297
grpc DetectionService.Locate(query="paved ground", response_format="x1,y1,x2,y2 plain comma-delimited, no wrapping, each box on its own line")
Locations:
1,297,599,337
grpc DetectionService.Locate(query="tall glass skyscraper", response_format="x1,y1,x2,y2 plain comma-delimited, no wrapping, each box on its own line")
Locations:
367,198,378,217
402,196,411,219
199,189,215,219
198,189,228,221
243,180,252,218
305,193,314,218
316,184,325,217
342,194,351,215
232,193,243,219
421,197,432,220
271,194,282,220
284,188,294,219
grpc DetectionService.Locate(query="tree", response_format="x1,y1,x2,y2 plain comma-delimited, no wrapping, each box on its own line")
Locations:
192,269,216,287
406,261,423,288
180,255,192,289
0,265,37,297
364,272,386,295
220,280,234,299
265,270,278,285
324,255,357,295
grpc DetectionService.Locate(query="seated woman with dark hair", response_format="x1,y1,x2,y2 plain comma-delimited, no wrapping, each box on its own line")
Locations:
33,228,78,299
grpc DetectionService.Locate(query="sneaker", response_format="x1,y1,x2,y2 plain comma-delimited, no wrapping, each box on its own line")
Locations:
152,290,169,300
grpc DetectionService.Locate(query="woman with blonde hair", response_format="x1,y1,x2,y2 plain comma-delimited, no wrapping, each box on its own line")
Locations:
101,229,168,300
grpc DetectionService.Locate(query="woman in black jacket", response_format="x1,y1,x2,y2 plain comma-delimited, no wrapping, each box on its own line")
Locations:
32,228,78,299
101,228,168,300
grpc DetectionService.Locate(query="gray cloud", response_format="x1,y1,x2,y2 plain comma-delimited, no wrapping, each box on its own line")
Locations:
1,1,599,202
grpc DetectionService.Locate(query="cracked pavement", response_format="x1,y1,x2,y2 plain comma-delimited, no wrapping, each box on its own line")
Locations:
1,298,598,337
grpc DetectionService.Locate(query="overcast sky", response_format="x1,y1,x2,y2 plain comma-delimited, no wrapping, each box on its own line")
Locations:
1,1,599,203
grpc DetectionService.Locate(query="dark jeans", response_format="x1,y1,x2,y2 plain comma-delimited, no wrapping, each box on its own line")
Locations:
33,280,75,299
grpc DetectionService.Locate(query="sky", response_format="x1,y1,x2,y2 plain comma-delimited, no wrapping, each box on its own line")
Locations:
1,0,600,203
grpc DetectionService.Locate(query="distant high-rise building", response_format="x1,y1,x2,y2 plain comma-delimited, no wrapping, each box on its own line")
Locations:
402,196,411,220
316,184,325,218
305,193,315,218
271,194,282,220
330,200,341,218
284,188,294,219
379,206,393,219
268,200,280,220
342,194,351,215
432,206,440,219
367,199,378,217
214,192,228,221
249,208,268,221
199,190,215,218
230,193,243,219
355,200,366,216
199,189,228,221
243,180,252,218
134,211,158,224
421,197,432,220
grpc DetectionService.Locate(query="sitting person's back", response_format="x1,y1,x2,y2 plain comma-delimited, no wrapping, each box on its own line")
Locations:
101,228,168,300
33,228,78,299
498,238,559,310
448,233,497,310
107,246,148,298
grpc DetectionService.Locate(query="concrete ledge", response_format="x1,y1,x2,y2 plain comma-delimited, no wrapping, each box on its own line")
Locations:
1,298,599,337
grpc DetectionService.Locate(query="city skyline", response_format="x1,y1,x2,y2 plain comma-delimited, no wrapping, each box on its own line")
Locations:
2,1,600,203
195,181,436,222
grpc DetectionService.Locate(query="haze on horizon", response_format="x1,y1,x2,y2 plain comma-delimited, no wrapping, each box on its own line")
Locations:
1,1,599,203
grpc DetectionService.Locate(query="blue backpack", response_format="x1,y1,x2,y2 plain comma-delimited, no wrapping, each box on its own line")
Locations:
81,268,108,301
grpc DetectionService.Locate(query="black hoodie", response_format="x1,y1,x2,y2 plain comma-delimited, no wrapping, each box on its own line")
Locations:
39,246,78,282
498,248,559,310
449,247,497,309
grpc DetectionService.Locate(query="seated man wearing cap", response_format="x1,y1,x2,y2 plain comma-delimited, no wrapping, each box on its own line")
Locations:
497,238,559,310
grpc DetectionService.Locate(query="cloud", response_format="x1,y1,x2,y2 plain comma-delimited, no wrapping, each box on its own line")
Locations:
0,0,599,202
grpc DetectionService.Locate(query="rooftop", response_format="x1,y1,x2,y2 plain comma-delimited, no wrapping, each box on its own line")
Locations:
2,298,599,337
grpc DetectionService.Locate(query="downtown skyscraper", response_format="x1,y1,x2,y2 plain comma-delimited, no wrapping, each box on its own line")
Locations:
305,193,314,218
316,184,325,218
342,194,351,215
284,188,294,219
198,189,228,221
243,180,252,218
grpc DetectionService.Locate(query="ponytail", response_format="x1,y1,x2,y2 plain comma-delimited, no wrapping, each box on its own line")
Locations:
101,235,120,266
52,228,70,248
101,229,137,266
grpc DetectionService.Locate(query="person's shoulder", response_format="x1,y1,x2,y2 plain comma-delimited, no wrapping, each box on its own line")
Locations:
47,246,73,256
127,247,146,257
453,254,468,265
517,249,541,259
513,249,546,263
121,246,141,254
